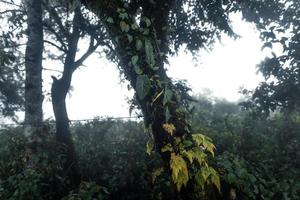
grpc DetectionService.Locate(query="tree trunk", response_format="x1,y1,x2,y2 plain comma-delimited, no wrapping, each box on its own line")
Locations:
50,7,82,189
79,2,194,199
24,0,43,128
51,73,81,189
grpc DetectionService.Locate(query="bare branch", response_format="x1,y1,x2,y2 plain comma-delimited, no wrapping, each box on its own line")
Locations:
0,9,24,15
44,39,66,52
43,67,63,73
74,36,99,67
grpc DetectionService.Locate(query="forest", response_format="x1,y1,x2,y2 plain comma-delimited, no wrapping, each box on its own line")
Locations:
0,0,299,199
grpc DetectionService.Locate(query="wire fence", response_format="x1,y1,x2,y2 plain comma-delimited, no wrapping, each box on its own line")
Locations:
0,115,142,129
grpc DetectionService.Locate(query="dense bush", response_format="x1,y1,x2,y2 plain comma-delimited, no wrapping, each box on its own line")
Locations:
191,95,300,200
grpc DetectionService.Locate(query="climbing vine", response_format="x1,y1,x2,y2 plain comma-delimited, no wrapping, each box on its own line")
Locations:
78,0,221,195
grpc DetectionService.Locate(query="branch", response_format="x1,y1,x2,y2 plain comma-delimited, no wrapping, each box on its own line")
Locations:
74,36,99,67
0,9,24,15
44,40,67,52
43,67,63,73
43,21,68,51
0,0,21,8
42,2,70,39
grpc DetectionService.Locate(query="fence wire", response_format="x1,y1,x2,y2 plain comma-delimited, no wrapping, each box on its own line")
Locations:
0,115,142,128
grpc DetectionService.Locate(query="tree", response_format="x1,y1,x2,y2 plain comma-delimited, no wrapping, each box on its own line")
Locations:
238,0,300,113
0,48,24,119
71,0,239,197
0,1,25,119
0,0,108,189
24,0,44,128
45,2,109,187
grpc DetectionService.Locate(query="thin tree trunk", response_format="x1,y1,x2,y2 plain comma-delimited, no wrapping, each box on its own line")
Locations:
24,0,43,128
50,7,82,189
51,73,81,189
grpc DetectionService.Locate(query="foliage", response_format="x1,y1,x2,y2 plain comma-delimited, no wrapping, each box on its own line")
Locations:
62,182,109,200
191,94,300,200
0,127,77,200
0,32,24,118
238,0,300,112
0,98,299,199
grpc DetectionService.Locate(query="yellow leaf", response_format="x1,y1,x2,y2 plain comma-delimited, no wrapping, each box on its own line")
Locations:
193,134,216,156
161,143,173,152
163,123,176,136
170,153,189,191
146,140,154,155
183,150,195,164
211,170,221,192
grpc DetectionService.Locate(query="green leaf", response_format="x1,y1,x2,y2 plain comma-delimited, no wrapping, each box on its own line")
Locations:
136,75,151,99
144,39,155,68
163,89,173,105
161,143,173,152
106,17,114,23
182,140,193,148
210,169,221,192
183,150,195,164
119,12,128,20
165,106,171,122
120,21,130,32
135,39,143,51
131,55,142,74
127,34,133,43
193,134,215,156
131,23,138,30
192,148,207,166
141,17,151,27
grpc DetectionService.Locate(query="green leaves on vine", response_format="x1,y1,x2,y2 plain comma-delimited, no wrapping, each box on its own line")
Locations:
135,39,143,51
195,166,221,192
144,39,156,68
193,134,216,156
120,21,130,32
163,89,173,105
131,55,142,74
136,75,151,100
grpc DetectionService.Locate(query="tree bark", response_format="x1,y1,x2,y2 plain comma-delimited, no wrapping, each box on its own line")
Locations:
50,7,84,189
24,0,44,128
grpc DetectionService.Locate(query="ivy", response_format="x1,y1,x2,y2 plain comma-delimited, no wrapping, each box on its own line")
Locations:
120,21,130,32
135,39,143,51
136,75,151,100
144,38,155,68
163,123,176,136
146,139,154,155
163,89,173,105
131,55,142,74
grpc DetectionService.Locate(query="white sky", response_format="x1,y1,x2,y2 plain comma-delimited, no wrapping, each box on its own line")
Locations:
41,13,266,120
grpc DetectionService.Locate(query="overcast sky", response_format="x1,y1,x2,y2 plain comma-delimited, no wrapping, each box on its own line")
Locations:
40,13,266,121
